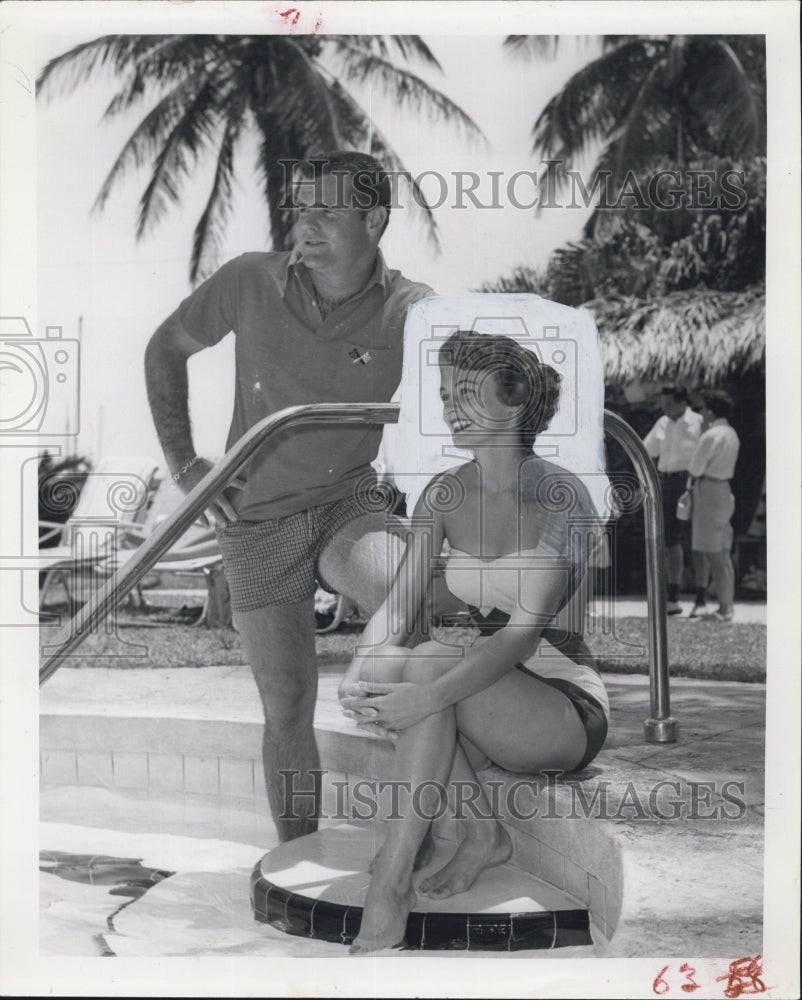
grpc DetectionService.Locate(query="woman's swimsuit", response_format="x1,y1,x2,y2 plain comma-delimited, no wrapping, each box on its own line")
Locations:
444,544,609,771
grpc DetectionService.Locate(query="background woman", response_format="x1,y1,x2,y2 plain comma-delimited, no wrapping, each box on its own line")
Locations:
688,389,741,623
339,330,609,952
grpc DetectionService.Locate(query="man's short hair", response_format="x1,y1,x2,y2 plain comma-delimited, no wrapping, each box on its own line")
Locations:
700,389,734,421
660,384,689,404
292,150,391,232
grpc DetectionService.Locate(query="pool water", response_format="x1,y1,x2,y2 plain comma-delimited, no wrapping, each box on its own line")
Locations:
40,787,596,958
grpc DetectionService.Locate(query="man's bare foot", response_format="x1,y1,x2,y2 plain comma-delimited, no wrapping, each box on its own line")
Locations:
369,826,435,874
350,880,416,954
418,822,512,899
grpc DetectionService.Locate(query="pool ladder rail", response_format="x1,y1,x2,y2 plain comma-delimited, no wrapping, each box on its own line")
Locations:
38,403,678,744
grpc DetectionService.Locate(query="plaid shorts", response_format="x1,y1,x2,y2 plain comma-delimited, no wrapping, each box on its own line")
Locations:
216,493,381,612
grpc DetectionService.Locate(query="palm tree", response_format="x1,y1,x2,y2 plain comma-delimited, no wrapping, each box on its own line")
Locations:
506,34,765,194
492,36,767,301
37,34,483,282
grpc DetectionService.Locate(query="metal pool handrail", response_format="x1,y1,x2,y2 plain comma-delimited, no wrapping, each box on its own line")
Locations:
38,404,678,743
604,410,678,743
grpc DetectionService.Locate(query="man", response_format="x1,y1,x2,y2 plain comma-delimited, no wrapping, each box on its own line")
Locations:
144,151,433,842
643,385,703,615
688,390,740,623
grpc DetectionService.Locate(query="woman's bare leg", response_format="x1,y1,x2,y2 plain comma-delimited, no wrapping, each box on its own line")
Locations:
704,549,735,616
351,703,459,953
354,643,454,874
352,644,589,948
417,649,589,900
418,739,511,899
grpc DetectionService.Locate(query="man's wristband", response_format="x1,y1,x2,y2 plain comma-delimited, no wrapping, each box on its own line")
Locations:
172,456,199,483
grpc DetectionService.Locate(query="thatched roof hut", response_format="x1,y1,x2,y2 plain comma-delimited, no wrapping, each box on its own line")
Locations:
585,286,765,387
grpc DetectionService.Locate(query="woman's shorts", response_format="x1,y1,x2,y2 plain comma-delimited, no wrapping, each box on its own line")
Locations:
516,667,608,771
470,607,607,770
692,478,735,552
216,493,379,611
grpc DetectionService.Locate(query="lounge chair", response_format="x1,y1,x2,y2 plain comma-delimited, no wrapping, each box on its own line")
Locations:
38,456,159,607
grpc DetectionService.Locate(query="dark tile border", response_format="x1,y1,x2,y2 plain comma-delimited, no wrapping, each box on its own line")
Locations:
250,861,591,952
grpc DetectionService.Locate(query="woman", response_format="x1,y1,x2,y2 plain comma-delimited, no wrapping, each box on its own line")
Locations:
688,389,741,623
339,330,609,953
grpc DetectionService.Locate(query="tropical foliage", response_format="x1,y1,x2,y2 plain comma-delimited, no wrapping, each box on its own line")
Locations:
37,34,483,282
485,36,767,384
506,34,766,194
483,157,766,305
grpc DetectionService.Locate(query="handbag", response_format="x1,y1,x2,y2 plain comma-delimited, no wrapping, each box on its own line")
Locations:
676,488,693,521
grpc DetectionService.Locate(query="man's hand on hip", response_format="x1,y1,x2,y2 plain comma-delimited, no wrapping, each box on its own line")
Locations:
173,457,246,527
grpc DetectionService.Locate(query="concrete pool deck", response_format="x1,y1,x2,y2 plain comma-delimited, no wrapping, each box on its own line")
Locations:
40,661,765,958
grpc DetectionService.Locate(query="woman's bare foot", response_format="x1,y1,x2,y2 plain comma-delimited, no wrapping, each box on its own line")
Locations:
418,821,512,899
413,826,436,871
369,825,435,874
350,879,416,954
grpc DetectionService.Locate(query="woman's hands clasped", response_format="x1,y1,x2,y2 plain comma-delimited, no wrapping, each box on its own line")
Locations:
339,680,440,739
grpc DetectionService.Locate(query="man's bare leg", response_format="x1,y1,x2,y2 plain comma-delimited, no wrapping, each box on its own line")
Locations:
318,512,404,619
235,599,320,843
319,512,464,643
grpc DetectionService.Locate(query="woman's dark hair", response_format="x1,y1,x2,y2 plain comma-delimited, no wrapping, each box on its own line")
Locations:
439,330,562,449
701,388,734,421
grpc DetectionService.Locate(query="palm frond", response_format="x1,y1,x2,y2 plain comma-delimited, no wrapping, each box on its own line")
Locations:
135,79,224,239
101,36,219,119
385,36,442,70
612,60,667,181
93,68,212,213
322,79,441,254
327,39,486,145
532,39,661,168
698,39,766,156
37,35,178,97
190,95,247,284
333,35,442,71
39,32,479,278
503,36,562,59
269,37,343,146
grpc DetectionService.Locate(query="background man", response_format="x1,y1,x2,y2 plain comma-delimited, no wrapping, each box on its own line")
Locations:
688,390,741,623
144,151,433,842
643,385,703,615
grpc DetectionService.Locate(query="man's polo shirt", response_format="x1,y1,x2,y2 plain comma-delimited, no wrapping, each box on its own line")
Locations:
688,419,740,480
176,251,433,519
643,407,703,473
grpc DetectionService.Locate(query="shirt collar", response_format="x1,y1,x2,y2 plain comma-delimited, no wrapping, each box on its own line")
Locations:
283,248,390,298
666,406,690,423
709,417,728,427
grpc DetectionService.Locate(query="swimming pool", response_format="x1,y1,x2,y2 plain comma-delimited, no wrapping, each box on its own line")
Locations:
40,784,600,958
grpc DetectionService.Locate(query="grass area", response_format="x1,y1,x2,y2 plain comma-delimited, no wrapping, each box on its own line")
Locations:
586,617,766,683
41,600,766,683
